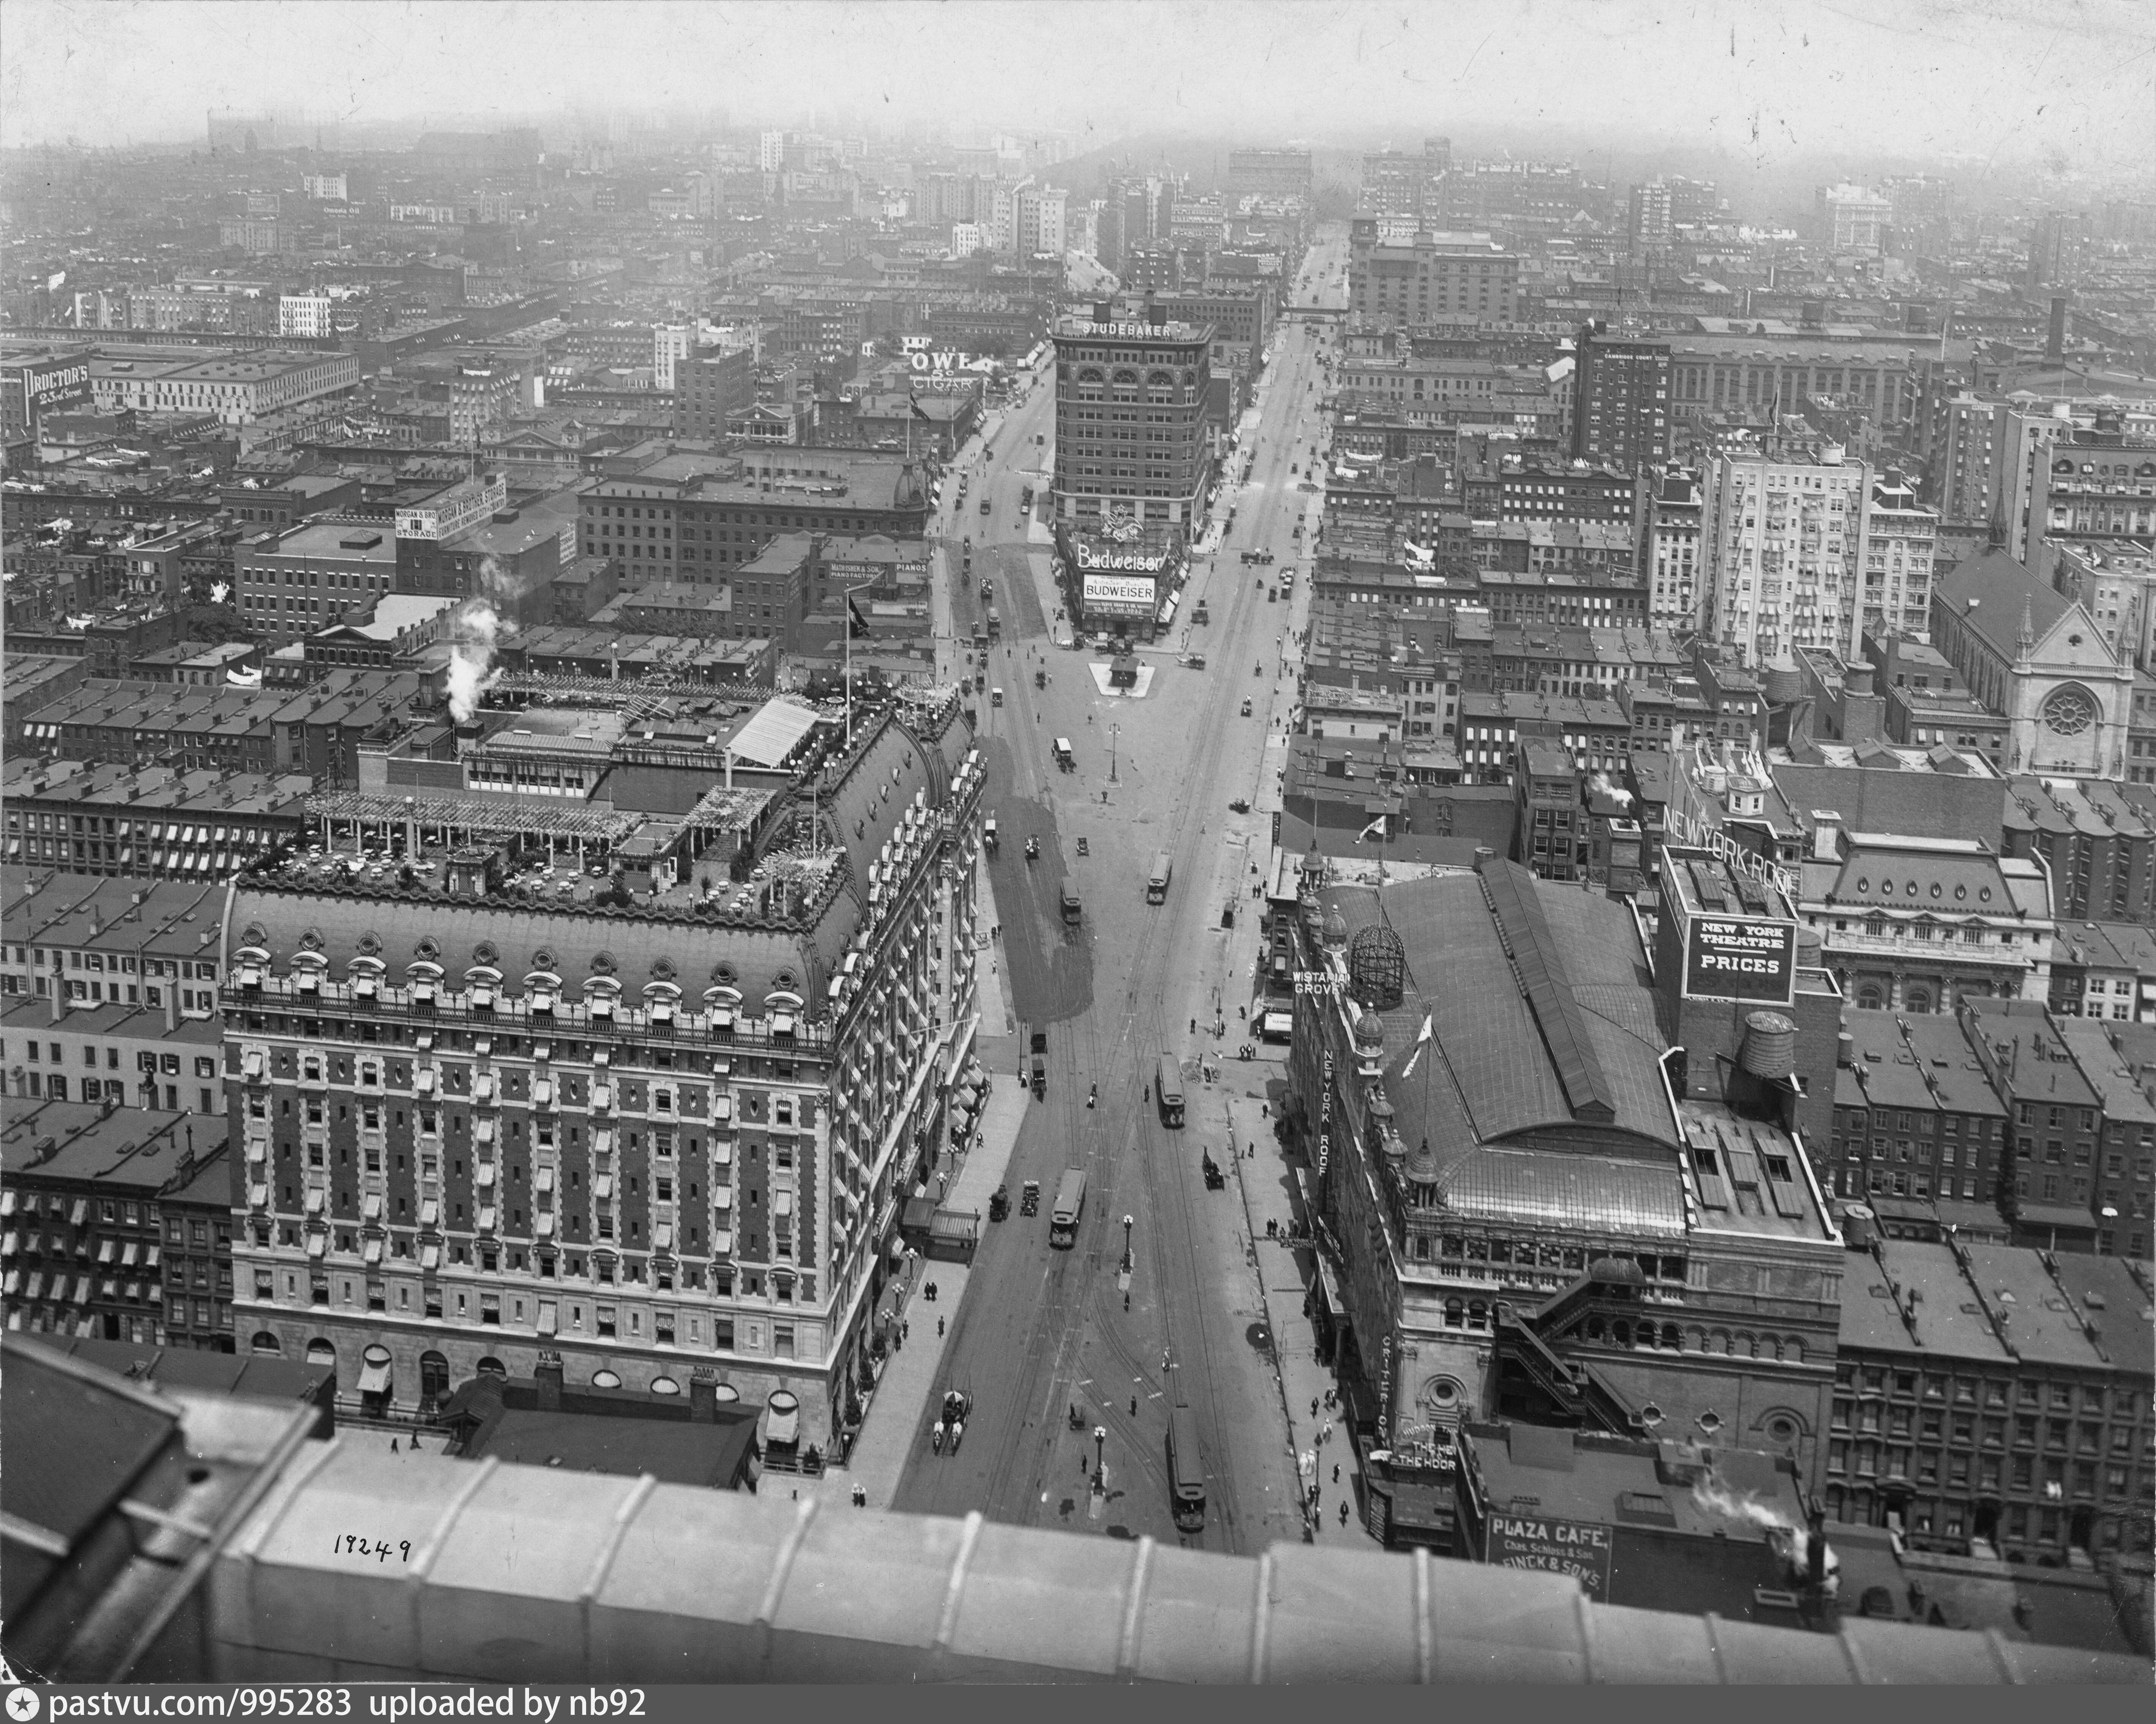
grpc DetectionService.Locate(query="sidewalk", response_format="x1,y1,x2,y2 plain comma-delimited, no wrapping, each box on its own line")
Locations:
836,1078,1030,1509
1222,1092,1379,1548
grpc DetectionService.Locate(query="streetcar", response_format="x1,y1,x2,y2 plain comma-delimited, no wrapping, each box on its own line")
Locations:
1049,1168,1087,1249
1156,1054,1185,1129
1165,1398,1207,1533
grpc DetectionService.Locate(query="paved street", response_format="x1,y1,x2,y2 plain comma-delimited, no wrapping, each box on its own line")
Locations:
890,227,1358,1551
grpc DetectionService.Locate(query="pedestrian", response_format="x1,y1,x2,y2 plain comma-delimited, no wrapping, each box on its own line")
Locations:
1191,1017,1197,1034
1332,1463,1340,1485
1339,1500,1350,1527
1130,1396,1138,1416
791,1488,798,1500
390,1438,400,1454
1311,1396,1320,1418
938,1315,946,1337
903,1320,910,1342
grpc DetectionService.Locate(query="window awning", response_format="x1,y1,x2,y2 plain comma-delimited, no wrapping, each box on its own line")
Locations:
764,1405,800,1446
420,1244,441,1271
419,1200,438,1227
594,1175,613,1200
536,1302,558,1336
2,1270,17,1296
1262,1010,1294,1036
120,1241,139,1267
477,1206,497,1233
415,1068,437,1093
713,1229,732,1255
70,1200,88,1226
355,1358,392,1395
72,1274,92,1304
710,1007,735,1031
145,1245,159,1268
0,1192,14,1217
248,1183,268,1209
98,1239,117,1264
714,1187,733,1211
303,1188,325,1215
536,1213,556,1238
771,1012,797,1035
475,1150,497,1178
245,1138,266,1164
307,1234,326,1258
654,1224,673,1250
714,1096,735,1121
536,1167,555,1194
0,1233,16,1259
362,1193,383,1220
774,1191,794,1218
363,1238,383,1265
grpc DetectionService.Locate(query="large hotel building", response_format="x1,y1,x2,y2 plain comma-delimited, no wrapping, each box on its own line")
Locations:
220,696,986,1458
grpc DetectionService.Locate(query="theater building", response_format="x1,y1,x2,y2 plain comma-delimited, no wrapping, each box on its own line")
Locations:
1283,848,1848,1542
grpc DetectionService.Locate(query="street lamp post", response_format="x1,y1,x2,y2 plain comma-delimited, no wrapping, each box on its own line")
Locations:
1122,1213,1133,1274
1109,722,1120,783
1093,1424,1106,1490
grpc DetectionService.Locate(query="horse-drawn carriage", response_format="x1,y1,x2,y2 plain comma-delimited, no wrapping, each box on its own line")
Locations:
929,1388,972,1455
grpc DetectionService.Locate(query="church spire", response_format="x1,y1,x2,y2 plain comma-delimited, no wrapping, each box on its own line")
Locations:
2015,597,2035,662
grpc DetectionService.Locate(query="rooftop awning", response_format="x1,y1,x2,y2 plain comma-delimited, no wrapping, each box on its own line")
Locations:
728,698,821,769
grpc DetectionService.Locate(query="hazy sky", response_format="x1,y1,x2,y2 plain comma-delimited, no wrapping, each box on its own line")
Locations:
5,0,2151,173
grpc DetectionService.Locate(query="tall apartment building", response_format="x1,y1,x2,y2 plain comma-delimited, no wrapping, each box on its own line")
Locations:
300,172,348,201
1858,472,1939,644
1051,302,1214,534
2027,212,2093,292
278,294,332,339
1571,325,1671,472
1627,181,1673,256
1700,440,1871,666
672,343,756,442
1818,183,1890,255
758,130,786,173
1225,149,1312,198
1016,185,1067,257
1643,467,1703,629
1361,151,1422,219
224,698,986,1445
1348,220,1519,328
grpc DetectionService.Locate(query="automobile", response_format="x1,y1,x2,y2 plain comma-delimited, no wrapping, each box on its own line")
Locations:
989,1185,1010,1222
1228,798,1250,814
1178,653,1206,669
1241,698,1253,717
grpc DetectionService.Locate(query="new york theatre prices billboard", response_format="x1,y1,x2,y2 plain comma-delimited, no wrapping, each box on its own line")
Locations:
1485,1514,1614,1598
1683,914,1797,1006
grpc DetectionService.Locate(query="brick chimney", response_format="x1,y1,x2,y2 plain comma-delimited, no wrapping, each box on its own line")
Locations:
689,1367,718,1423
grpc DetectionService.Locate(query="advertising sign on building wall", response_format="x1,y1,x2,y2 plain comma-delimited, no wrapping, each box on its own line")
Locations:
1682,915,1798,1006
1081,573,1156,616
1485,1514,1614,1597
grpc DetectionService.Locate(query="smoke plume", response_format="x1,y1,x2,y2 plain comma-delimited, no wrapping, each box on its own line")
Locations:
1689,1473,1794,1533
446,556,510,723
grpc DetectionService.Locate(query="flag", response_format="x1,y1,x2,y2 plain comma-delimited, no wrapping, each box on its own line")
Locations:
909,396,934,423
1399,1012,1434,1079
1356,813,1387,844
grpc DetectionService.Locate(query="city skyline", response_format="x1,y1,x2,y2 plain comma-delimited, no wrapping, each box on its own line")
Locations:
4,0,2152,178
